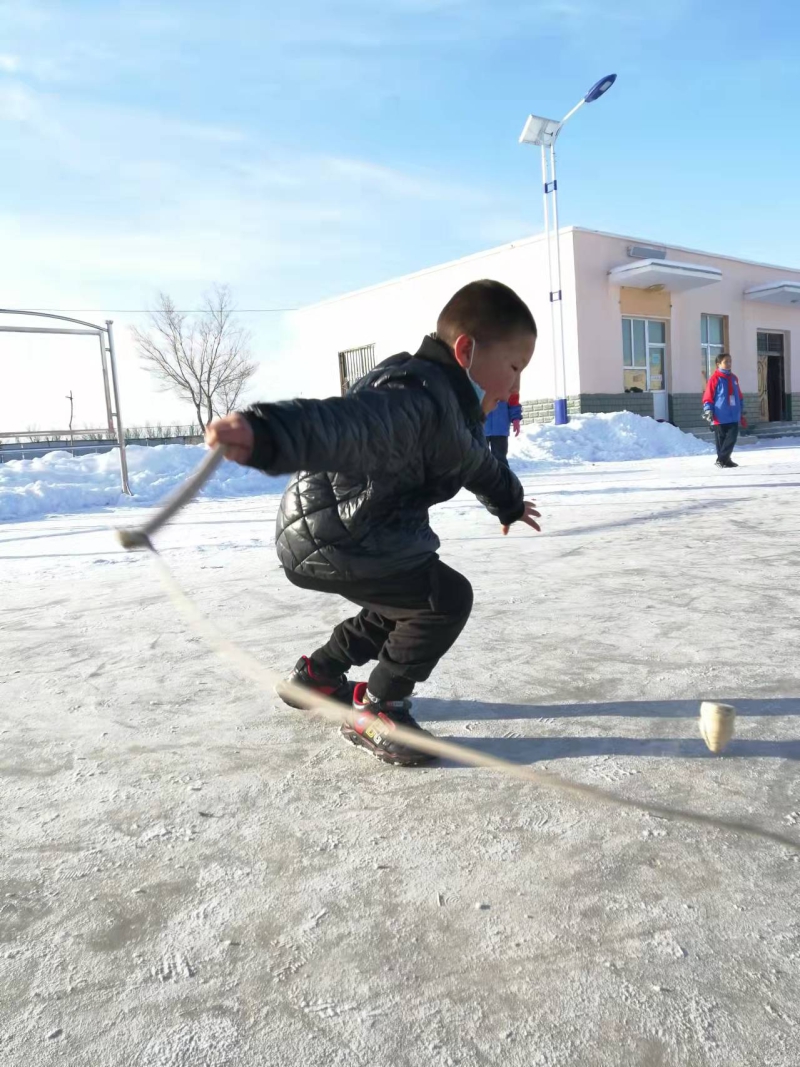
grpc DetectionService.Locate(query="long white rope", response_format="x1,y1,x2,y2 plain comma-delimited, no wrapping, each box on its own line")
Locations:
117,448,799,853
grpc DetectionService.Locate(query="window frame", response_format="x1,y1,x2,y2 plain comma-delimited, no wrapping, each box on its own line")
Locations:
338,343,376,396
622,316,668,393
701,314,727,381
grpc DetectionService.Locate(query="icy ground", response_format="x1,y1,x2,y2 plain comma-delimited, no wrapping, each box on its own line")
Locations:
1,445,799,1067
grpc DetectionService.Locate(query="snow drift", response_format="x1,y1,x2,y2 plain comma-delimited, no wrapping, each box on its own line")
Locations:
0,413,710,523
510,411,710,469
0,444,288,523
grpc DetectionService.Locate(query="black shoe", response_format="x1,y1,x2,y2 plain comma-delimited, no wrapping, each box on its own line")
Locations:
340,683,436,767
715,459,724,467
276,656,357,710
723,459,738,468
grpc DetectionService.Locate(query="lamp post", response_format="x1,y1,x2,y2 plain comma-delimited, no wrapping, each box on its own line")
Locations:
519,74,617,425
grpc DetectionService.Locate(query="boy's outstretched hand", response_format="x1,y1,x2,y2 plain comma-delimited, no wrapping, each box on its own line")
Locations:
502,500,540,536
205,413,254,465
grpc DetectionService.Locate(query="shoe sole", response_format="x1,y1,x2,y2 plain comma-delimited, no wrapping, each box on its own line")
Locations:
339,724,435,767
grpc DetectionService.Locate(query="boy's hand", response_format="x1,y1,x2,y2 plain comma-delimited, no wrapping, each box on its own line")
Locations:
502,500,541,536
205,413,255,465
512,419,521,437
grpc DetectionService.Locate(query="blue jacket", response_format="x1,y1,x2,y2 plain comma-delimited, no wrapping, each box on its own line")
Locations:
484,398,523,437
702,370,743,426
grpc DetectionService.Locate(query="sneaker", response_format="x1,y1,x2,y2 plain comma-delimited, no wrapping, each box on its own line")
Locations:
340,683,436,767
715,459,724,468
723,459,738,468
276,656,357,710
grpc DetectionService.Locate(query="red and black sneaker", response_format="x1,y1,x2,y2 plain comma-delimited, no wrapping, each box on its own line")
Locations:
340,683,436,767
276,656,357,710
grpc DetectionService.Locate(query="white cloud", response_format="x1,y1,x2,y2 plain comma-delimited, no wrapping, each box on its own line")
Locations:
321,156,484,204
0,53,20,72
0,82,40,122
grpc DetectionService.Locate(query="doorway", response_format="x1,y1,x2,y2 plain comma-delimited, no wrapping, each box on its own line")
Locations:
757,332,787,422
767,355,785,421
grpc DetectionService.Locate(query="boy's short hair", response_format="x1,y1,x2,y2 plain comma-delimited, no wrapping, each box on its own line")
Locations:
715,353,731,366
437,280,537,346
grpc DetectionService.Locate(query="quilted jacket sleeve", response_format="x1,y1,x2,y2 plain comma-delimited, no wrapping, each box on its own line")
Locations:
241,387,439,477
460,443,525,526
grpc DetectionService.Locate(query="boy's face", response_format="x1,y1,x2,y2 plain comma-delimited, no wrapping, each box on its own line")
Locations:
453,332,536,414
719,356,732,371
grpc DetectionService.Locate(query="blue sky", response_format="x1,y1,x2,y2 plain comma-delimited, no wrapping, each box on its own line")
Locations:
2,0,800,426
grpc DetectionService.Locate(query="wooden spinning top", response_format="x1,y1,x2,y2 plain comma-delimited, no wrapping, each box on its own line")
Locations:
699,701,736,754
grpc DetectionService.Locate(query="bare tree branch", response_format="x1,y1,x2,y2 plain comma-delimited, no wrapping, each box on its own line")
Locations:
131,285,256,429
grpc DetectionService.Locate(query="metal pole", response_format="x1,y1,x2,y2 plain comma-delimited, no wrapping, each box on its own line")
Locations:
105,320,132,495
548,143,569,425
0,326,101,336
541,145,561,424
97,332,115,433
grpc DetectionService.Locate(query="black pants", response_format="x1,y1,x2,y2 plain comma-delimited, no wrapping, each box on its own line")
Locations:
486,435,509,466
286,560,474,700
714,422,739,463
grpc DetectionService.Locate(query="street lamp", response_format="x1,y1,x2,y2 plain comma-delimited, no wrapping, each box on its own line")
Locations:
519,74,617,425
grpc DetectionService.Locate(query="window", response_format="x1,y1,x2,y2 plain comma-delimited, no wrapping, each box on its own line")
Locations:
757,331,785,356
701,314,726,381
338,344,376,396
622,317,666,392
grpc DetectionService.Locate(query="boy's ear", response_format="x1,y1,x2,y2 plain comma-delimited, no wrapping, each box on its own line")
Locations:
452,334,474,369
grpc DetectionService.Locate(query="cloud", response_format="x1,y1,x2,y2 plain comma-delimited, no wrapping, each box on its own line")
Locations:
319,156,484,205
0,82,40,122
0,74,516,308
0,53,20,72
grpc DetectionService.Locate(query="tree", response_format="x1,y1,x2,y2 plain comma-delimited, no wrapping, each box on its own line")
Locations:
131,285,257,429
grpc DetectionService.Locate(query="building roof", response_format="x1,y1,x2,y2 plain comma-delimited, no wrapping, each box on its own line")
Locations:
574,226,800,276
298,226,800,312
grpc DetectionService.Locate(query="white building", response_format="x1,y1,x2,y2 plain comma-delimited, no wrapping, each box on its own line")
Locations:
287,227,800,430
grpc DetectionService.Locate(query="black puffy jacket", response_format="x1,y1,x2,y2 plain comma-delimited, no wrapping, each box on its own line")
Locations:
242,335,525,582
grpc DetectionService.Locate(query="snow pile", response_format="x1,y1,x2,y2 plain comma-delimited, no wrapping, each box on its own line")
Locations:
1,413,711,524
510,411,711,470
0,444,288,523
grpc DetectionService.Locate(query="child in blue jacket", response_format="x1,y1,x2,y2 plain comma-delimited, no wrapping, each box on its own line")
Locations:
483,392,522,466
702,354,746,468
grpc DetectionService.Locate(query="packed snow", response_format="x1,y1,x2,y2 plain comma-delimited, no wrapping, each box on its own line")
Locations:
0,443,287,523
509,410,711,468
0,412,712,523
1,442,799,1066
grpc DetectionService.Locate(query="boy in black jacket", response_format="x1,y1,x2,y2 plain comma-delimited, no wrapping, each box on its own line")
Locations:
206,280,540,766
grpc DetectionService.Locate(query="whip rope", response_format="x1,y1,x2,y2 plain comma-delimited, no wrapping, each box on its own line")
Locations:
116,447,799,852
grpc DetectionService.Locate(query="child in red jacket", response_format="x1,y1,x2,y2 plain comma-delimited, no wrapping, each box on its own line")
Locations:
702,353,746,468
483,392,522,467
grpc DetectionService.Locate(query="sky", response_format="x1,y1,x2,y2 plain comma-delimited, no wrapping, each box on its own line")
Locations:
1,0,799,431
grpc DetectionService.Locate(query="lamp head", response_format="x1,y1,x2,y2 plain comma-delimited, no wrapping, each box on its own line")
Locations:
584,73,617,103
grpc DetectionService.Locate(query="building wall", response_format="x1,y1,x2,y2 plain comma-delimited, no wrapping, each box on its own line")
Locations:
521,394,654,425
285,233,580,403
286,226,800,427
572,229,800,409
521,396,581,424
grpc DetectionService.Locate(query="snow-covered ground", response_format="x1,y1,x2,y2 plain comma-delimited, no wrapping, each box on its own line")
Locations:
1,431,799,1066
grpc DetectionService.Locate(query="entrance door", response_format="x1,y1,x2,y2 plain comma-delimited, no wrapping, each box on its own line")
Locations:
757,332,786,422
767,355,785,421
